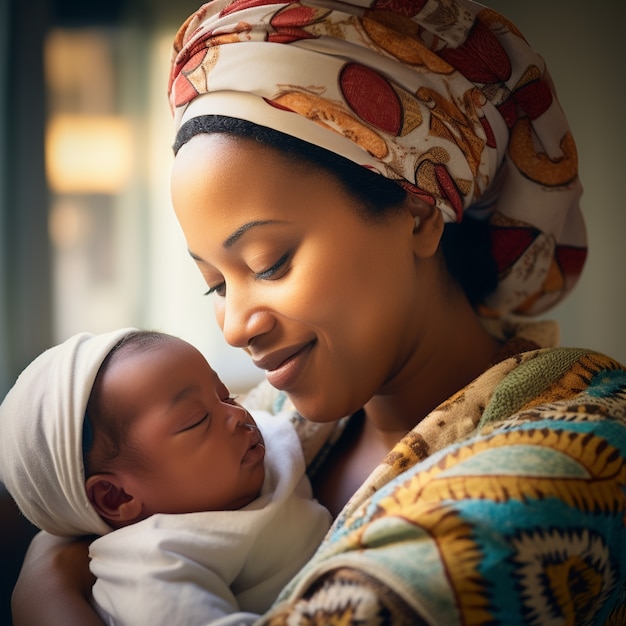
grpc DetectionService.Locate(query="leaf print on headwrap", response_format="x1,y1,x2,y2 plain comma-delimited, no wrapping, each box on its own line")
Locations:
370,0,428,18
439,16,511,85
270,89,390,159
171,48,220,109
509,118,578,187
433,162,464,221
339,63,422,137
510,65,553,121
554,246,587,298
269,3,331,43
510,245,586,315
417,86,486,176
488,218,541,276
220,0,282,16
361,12,454,71
438,14,554,128
478,6,525,40
462,87,497,149
413,152,471,222
525,254,570,310
511,244,587,314
483,212,586,316
221,0,331,43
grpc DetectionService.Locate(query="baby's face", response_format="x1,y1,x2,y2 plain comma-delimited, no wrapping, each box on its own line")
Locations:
101,337,265,515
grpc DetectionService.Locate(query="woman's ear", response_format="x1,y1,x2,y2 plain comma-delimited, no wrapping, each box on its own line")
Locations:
403,195,444,259
85,474,144,527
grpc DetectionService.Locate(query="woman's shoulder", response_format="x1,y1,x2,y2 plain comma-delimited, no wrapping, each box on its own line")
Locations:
478,344,626,429
472,317,626,430
426,342,626,463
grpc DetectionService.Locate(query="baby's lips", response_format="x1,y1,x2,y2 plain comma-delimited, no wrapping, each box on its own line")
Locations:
245,422,264,448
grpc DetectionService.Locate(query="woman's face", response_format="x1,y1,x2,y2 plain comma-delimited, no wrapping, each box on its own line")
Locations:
171,134,435,421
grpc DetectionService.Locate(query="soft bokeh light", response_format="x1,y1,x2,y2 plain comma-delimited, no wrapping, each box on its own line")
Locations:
45,114,134,194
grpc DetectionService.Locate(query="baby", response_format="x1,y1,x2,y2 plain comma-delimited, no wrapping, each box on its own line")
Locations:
0,329,331,626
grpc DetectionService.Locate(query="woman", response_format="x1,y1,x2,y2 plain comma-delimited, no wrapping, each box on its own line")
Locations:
13,0,626,624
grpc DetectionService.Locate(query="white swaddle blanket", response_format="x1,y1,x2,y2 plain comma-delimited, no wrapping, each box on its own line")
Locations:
0,328,135,536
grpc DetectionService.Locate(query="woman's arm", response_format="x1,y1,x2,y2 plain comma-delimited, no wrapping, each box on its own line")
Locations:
12,531,104,626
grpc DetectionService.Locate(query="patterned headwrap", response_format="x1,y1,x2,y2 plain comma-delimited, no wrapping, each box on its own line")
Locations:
168,0,586,316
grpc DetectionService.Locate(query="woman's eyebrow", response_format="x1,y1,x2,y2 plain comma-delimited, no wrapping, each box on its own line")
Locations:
223,220,284,248
188,249,206,263
188,220,287,262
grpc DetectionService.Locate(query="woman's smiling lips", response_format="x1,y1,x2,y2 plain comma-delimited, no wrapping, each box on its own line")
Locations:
252,341,315,391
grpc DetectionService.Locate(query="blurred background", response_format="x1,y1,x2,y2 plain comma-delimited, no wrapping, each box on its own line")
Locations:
0,0,625,623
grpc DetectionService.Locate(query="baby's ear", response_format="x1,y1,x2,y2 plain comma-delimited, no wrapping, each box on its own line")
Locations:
85,474,143,527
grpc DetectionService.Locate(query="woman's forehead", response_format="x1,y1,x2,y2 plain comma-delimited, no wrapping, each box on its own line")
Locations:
171,134,339,229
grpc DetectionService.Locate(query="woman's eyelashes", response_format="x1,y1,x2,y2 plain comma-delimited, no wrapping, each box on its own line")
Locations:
254,251,291,280
204,283,225,297
203,251,291,297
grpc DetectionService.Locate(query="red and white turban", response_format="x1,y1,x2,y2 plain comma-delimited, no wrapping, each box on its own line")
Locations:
169,0,586,316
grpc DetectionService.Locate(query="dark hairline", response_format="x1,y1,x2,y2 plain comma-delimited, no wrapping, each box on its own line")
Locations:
173,114,408,220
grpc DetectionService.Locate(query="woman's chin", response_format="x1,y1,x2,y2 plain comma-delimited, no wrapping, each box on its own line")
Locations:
287,392,360,423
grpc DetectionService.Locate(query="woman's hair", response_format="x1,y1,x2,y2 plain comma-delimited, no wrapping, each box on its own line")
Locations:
83,330,172,477
174,115,498,306
174,115,407,217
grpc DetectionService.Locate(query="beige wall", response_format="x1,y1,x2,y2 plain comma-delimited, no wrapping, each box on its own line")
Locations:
487,1,626,362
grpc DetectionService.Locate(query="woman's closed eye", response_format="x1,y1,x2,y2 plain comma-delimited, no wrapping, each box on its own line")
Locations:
254,250,291,280
204,282,225,297
203,251,291,297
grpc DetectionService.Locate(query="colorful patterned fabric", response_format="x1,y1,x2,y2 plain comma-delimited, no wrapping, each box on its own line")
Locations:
255,346,626,625
168,0,587,316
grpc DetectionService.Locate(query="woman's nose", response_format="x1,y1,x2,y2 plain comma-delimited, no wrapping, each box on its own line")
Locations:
217,290,274,349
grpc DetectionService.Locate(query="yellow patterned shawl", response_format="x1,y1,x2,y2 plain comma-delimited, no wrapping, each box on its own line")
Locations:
243,323,626,625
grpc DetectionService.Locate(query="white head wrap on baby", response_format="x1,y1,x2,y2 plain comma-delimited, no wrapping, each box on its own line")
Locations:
0,328,136,537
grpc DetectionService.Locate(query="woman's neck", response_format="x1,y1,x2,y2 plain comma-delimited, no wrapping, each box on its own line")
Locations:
363,294,501,435
313,293,502,517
